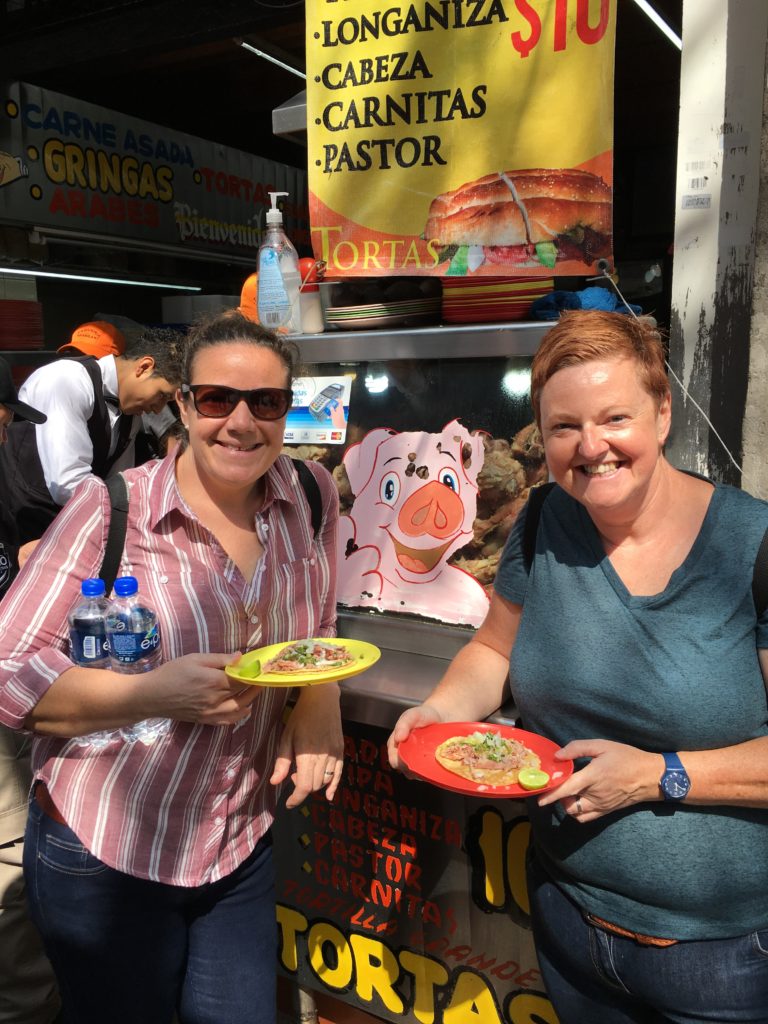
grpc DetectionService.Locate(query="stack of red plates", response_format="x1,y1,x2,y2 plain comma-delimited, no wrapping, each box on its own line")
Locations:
442,277,553,324
0,300,44,349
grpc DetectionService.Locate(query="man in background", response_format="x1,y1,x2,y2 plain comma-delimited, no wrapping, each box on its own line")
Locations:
0,355,60,1024
0,324,184,549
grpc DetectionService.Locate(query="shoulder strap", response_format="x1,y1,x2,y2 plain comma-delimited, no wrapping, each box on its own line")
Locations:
753,527,768,617
522,481,555,573
100,473,129,595
292,458,322,539
71,356,111,477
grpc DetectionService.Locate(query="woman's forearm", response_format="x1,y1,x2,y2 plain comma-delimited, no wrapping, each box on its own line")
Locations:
23,666,150,736
424,638,511,723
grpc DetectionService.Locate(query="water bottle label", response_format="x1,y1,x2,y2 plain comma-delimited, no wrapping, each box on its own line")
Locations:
109,623,161,665
70,630,110,664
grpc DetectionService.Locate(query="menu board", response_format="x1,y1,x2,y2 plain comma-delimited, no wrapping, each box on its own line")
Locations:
307,0,617,277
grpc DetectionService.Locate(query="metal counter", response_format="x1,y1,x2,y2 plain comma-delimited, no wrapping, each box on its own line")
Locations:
336,609,517,729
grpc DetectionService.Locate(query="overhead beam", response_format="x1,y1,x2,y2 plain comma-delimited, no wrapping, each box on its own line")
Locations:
0,0,296,77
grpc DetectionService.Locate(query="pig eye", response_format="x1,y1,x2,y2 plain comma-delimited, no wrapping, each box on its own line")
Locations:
380,473,401,505
439,468,459,492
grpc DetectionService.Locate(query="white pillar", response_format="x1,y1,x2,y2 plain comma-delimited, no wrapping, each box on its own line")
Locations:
742,38,768,498
667,0,768,486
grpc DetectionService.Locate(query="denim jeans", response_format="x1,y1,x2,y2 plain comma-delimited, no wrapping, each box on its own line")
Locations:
24,796,277,1024
527,851,768,1024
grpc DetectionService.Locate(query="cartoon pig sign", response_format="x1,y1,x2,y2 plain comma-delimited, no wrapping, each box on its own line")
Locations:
337,419,489,626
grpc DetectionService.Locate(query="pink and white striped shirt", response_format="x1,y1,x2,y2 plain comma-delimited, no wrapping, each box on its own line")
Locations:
0,453,338,885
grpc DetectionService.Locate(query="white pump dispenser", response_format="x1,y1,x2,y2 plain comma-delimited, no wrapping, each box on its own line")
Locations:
257,191,302,334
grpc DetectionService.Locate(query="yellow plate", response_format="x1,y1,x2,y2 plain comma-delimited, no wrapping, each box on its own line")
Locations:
225,638,381,687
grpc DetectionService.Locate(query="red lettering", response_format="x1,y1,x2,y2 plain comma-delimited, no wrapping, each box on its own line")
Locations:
576,0,609,44
126,198,144,225
510,0,541,58
198,167,215,191
554,0,568,50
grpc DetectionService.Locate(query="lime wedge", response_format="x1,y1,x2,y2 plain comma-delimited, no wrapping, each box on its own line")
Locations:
517,768,551,791
239,659,262,679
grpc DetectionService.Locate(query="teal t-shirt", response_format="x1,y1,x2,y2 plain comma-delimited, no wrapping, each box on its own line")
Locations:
495,481,768,940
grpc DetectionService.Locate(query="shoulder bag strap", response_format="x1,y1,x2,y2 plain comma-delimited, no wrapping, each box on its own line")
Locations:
522,481,555,573
753,527,768,618
71,356,111,477
100,473,129,595
292,458,322,539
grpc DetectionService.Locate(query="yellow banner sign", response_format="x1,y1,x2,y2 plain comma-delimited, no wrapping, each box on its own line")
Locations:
307,0,616,277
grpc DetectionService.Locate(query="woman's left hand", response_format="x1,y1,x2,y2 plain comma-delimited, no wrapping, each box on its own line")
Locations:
538,739,663,823
270,684,344,808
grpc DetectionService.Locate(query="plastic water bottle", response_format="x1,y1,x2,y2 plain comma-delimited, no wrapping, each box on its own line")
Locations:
106,576,169,745
68,578,116,750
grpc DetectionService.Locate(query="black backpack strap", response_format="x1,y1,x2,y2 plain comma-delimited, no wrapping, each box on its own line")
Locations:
100,473,129,595
292,458,322,539
753,527,768,617
522,482,555,573
71,356,112,477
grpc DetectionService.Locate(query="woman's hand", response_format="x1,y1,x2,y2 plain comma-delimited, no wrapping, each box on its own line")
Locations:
149,653,261,726
538,739,663,823
271,684,343,808
386,704,444,771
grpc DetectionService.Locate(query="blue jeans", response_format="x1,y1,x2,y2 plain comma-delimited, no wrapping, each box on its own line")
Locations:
527,851,768,1024
24,796,276,1024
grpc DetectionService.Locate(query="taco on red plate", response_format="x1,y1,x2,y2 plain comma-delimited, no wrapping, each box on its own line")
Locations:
435,730,540,786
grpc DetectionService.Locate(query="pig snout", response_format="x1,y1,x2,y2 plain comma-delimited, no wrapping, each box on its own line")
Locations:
398,481,464,540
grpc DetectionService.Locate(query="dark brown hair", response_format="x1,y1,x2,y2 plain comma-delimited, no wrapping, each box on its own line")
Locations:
530,310,669,424
124,326,186,387
182,310,300,386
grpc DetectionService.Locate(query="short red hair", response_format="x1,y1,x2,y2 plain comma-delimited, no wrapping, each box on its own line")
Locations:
531,310,669,425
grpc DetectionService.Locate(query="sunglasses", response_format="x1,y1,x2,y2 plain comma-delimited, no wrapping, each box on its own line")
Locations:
181,384,293,421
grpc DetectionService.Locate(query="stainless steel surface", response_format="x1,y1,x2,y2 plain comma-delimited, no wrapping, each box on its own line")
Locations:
338,609,472,659
296,321,548,364
337,609,517,730
272,88,308,137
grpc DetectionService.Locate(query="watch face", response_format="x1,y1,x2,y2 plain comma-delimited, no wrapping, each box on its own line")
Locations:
662,770,690,800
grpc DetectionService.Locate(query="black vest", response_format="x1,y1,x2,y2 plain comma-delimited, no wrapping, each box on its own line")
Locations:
0,357,133,544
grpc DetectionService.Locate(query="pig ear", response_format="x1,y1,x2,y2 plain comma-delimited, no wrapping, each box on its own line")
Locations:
343,428,397,493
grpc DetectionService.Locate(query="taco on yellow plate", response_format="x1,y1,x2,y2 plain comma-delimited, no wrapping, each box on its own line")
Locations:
435,730,540,786
262,639,355,674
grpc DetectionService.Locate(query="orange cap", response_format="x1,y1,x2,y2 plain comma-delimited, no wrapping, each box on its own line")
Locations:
58,321,126,358
239,272,259,323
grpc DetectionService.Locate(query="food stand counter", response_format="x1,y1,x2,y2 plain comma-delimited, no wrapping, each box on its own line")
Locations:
273,322,559,1024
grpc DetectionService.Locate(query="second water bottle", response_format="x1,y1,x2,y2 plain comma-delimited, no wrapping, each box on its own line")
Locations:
106,575,169,745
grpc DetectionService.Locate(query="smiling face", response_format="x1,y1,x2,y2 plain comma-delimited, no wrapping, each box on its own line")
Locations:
539,356,671,520
177,341,289,499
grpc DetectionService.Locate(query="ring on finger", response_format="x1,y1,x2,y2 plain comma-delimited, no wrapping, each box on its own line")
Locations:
323,769,334,776
575,798,583,816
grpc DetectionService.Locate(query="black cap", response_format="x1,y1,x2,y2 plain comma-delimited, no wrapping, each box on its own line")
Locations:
0,357,47,424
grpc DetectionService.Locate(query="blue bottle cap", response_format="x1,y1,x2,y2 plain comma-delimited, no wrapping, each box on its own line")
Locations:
113,576,139,597
81,578,106,597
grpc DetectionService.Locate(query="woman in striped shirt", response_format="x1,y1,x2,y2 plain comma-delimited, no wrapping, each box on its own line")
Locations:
0,311,343,1024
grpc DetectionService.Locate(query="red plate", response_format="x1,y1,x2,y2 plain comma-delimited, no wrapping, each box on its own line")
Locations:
397,722,573,798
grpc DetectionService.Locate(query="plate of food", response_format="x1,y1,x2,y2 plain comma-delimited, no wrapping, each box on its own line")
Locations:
397,722,573,797
225,638,381,687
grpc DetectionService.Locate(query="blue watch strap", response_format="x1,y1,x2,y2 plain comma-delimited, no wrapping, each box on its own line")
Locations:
662,751,685,772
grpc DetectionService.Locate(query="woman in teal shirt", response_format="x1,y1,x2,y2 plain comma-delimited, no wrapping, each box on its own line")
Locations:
388,310,768,1023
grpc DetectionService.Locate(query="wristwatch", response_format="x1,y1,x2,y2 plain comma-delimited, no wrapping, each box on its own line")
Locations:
659,751,690,801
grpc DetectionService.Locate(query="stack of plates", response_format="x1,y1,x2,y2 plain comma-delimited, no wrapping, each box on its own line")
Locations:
442,277,553,324
0,300,44,349
325,296,441,331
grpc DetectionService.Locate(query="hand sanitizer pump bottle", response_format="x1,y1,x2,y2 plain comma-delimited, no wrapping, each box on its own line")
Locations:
257,191,302,334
